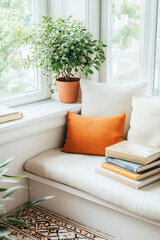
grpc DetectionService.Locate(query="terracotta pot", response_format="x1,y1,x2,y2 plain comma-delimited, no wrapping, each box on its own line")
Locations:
56,77,80,103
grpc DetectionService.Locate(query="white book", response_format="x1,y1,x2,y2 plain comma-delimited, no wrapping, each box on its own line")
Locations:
0,105,18,116
105,140,160,165
95,167,160,189
0,105,23,124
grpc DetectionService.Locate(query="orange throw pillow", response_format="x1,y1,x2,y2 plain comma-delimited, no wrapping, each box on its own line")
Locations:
62,112,126,156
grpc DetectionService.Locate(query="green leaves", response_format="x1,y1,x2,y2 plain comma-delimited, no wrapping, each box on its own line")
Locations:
4,217,30,227
1,186,25,201
14,196,53,218
88,69,94,74
0,158,53,240
0,158,13,169
0,230,12,240
23,14,107,86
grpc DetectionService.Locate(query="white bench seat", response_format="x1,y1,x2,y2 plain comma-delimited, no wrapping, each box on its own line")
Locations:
24,148,160,224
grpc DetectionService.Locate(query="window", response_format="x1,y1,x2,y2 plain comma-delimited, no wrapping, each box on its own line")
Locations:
101,0,160,95
111,0,141,84
154,0,160,95
0,0,49,107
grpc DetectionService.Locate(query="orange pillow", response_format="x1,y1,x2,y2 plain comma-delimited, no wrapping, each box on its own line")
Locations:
62,112,126,156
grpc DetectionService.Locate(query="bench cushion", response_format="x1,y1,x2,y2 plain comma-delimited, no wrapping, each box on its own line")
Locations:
24,149,160,222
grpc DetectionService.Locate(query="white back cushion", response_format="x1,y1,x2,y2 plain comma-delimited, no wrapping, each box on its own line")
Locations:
128,97,160,147
80,79,148,138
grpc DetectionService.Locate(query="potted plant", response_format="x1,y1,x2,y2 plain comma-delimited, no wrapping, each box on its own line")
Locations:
24,15,107,103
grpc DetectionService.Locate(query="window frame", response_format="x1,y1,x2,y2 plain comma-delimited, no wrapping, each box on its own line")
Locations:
139,0,159,95
101,0,159,95
0,0,50,107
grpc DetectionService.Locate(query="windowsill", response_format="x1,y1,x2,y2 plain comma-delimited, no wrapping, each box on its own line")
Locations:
0,100,82,145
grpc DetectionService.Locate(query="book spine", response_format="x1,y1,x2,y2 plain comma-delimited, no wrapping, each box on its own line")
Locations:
101,162,140,180
105,157,139,173
106,150,146,165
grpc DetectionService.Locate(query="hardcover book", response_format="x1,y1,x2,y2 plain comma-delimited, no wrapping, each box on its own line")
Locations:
105,156,160,173
101,162,160,181
95,167,160,189
0,105,23,124
105,140,160,165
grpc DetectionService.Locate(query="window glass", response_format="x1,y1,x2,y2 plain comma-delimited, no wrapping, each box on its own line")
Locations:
111,0,141,83
0,0,37,98
154,0,160,96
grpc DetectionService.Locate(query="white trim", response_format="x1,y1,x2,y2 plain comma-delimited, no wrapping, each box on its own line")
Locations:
85,0,101,82
0,100,81,145
55,0,62,19
85,0,100,38
139,0,159,94
47,0,62,20
0,88,49,108
100,0,112,83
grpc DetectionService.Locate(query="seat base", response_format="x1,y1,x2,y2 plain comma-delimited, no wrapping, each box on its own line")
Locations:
26,173,160,240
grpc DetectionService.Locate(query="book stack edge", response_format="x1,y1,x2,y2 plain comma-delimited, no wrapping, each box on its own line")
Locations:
95,141,160,189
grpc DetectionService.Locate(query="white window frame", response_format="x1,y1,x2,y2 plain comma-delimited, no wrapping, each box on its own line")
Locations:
101,0,159,95
0,0,50,107
85,0,101,82
139,0,159,95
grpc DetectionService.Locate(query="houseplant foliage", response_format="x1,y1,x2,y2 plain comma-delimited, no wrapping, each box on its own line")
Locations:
24,15,107,102
0,157,52,240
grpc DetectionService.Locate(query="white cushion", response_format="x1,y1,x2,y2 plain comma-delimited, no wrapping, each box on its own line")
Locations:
128,97,160,147
24,148,160,222
80,79,147,138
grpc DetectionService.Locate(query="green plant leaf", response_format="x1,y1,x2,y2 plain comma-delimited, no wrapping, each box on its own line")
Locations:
2,175,26,179
88,69,93,74
0,188,7,192
4,217,30,227
0,230,12,238
0,224,8,231
0,210,7,219
0,179,19,184
0,168,8,177
85,72,88,78
14,196,53,218
0,158,13,169
1,186,24,200
2,236,15,240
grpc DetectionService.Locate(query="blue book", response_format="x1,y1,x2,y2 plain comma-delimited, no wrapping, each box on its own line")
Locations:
105,156,160,173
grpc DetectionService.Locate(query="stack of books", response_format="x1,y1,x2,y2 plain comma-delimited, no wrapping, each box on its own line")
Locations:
0,105,23,124
95,141,160,189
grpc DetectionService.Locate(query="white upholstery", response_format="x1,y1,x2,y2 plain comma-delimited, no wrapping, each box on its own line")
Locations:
80,79,148,138
128,97,160,147
24,148,160,222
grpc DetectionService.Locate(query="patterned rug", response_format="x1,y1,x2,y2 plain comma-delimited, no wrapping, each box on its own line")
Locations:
3,205,114,240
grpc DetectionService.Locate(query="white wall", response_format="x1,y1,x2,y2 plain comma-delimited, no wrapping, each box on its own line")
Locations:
0,125,66,211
